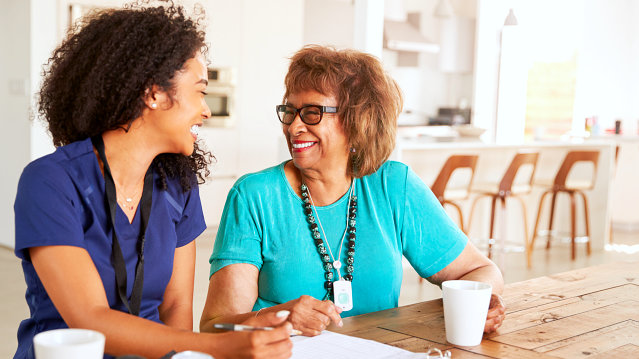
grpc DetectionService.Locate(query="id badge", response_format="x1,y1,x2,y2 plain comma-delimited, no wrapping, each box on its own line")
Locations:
333,279,353,311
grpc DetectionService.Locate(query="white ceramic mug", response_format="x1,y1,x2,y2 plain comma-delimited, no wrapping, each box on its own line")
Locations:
442,280,492,347
172,351,214,359
33,328,105,359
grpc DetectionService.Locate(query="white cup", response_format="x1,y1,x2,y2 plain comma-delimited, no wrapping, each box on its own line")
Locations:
34,328,105,359
172,351,214,359
442,280,492,347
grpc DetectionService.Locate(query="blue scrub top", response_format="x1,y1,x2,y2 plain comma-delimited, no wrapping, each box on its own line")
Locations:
13,138,206,359
210,161,467,317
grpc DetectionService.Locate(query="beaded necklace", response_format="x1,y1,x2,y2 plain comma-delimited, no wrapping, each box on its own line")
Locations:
301,180,357,300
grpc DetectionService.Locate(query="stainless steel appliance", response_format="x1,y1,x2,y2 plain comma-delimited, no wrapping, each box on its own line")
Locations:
429,107,471,126
203,67,235,127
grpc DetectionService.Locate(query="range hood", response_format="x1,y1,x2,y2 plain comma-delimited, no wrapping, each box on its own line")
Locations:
384,18,440,53
383,0,439,53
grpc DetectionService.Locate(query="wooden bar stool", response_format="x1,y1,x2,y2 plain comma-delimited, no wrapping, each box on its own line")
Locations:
468,152,539,268
530,150,599,260
420,154,478,284
431,154,478,235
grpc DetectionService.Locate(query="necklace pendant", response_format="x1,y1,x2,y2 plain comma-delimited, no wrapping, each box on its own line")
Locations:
125,197,133,202
333,260,342,269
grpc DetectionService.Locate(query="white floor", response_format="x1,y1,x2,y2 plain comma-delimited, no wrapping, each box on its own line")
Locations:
1,229,638,358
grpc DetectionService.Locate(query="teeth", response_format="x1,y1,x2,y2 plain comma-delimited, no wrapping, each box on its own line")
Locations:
190,125,200,136
292,142,314,149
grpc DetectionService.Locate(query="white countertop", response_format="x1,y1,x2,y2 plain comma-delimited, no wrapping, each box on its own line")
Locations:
396,137,616,150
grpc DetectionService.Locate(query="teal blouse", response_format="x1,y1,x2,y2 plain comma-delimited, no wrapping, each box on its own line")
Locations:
209,161,467,317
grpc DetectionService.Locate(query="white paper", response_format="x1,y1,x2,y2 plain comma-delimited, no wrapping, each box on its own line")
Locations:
291,331,428,358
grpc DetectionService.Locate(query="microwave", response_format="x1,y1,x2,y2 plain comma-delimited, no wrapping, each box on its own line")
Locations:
203,67,235,127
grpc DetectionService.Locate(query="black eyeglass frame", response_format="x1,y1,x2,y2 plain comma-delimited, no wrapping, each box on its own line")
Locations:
276,104,339,125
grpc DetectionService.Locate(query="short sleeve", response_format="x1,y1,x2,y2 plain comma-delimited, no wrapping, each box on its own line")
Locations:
174,184,207,248
401,166,467,278
209,186,263,277
14,162,86,261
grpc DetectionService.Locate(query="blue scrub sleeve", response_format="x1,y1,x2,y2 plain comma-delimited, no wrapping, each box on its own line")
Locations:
174,185,207,248
400,166,467,278
14,162,86,261
209,187,263,277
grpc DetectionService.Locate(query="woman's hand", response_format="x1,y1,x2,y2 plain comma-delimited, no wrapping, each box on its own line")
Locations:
212,311,294,359
278,295,343,336
484,294,506,333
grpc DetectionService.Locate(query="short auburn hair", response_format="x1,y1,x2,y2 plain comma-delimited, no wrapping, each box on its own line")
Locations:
284,45,403,177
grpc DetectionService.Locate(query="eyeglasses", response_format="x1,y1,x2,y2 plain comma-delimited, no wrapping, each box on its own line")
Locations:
276,104,338,125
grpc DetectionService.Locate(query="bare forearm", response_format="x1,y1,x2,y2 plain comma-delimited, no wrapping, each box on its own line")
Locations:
75,307,216,357
201,310,260,332
201,304,289,333
160,302,193,331
458,263,504,294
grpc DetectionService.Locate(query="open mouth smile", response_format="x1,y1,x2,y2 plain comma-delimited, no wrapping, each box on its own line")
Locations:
292,141,316,152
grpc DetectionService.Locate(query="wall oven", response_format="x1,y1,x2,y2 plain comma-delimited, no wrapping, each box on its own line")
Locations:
203,67,235,128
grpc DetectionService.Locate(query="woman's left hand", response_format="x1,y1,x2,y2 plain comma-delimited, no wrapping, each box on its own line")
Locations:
484,294,506,333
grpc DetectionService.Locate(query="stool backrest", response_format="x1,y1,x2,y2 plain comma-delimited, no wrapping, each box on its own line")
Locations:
431,154,478,203
553,150,599,189
498,152,539,195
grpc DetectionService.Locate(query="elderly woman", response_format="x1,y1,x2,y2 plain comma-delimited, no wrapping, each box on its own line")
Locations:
201,45,505,336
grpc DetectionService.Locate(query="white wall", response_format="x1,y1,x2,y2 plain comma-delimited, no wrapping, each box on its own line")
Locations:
304,0,355,49
573,0,639,134
197,0,305,226
0,0,32,248
30,0,57,159
472,0,515,143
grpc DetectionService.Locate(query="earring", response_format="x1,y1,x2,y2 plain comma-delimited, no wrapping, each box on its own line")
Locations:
350,147,356,153
151,103,157,109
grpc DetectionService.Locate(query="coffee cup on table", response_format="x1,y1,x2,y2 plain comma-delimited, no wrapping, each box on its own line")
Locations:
172,351,213,359
442,280,492,347
34,328,105,359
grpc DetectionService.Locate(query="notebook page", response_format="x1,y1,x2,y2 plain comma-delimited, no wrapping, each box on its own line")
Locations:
291,331,428,358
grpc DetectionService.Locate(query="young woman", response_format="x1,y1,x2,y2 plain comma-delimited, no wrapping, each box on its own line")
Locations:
14,3,291,359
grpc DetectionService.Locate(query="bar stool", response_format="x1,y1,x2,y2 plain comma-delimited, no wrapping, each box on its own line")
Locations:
420,154,478,284
609,145,620,243
530,150,599,260
430,154,478,235
468,152,539,268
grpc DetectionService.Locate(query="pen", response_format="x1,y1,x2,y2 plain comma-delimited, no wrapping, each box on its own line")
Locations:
213,323,303,336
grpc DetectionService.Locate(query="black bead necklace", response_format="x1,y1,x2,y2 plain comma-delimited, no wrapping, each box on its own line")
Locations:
301,181,357,301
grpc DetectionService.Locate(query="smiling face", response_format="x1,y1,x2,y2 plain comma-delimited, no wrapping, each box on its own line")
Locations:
147,54,211,156
282,90,350,176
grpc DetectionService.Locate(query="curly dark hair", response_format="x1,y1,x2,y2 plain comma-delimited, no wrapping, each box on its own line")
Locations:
38,0,213,191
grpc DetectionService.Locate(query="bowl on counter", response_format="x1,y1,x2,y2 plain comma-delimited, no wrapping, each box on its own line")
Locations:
453,125,486,138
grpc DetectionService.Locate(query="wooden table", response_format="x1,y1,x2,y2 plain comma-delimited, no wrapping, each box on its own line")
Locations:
331,261,639,358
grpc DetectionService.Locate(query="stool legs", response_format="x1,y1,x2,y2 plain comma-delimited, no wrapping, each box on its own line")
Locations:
570,192,577,260
532,189,592,261
444,201,466,235
578,191,592,255
513,195,531,268
488,196,498,259
531,190,551,252
469,194,531,265
546,192,558,249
